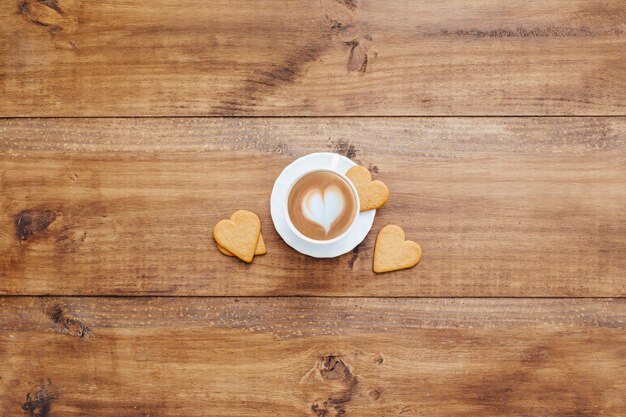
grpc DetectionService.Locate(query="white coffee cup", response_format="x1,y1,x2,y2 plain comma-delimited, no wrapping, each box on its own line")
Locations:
283,168,360,245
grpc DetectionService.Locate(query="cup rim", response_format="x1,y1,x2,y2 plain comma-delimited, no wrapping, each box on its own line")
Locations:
283,167,360,245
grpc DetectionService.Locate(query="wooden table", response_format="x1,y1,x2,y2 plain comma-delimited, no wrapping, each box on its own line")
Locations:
1,1,625,416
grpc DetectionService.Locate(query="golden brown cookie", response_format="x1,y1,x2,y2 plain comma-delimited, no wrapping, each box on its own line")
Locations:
213,210,261,263
345,165,389,211
373,225,422,273
218,233,266,256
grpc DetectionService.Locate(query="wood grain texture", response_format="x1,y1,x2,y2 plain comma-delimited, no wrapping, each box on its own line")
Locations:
1,117,625,296
1,297,624,416
0,118,626,296
1,0,625,116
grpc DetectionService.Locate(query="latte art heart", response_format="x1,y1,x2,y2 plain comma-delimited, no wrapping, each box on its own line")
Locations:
287,170,357,241
301,185,345,234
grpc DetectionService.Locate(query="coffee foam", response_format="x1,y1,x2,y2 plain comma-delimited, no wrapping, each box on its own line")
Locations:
288,171,357,241
301,185,345,234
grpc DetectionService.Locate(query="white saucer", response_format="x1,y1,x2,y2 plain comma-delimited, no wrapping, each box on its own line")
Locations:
270,152,376,258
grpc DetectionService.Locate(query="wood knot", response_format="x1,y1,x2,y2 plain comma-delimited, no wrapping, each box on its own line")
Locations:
346,41,368,73
46,303,90,338
22,380,57,417
15,208,57,241
328,138,358,160
324,0,373,74
311,391,356,417
369,389,381,400
311,401,337,417
316,356,358,415
321,355,353,382
18,0,78,34
373,354,384,365
302,355,358,416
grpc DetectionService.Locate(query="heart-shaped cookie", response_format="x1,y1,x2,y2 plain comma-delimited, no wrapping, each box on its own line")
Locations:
345,165,389,211
213,210,261,263
218,233,266,257
373,225,422,273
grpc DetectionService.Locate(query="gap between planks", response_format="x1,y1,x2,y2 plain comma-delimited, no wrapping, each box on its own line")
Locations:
2,115,626,120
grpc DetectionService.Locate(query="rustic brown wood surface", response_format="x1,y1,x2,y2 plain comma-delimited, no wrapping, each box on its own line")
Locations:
1,0,625,116
2,0,625,414
1,118,625,296
1,297,624,417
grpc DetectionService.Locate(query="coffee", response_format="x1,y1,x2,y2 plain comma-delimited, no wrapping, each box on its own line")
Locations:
287,171,357,240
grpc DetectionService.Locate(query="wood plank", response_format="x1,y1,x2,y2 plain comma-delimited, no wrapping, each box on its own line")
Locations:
1,118,625,296
0,297,624,416
1,0,625,116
